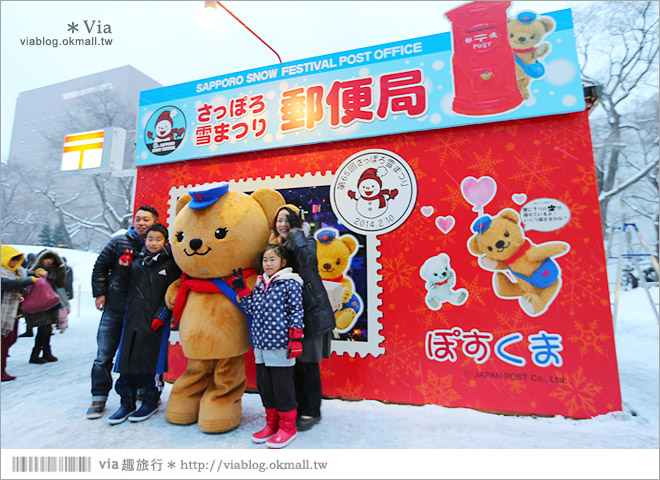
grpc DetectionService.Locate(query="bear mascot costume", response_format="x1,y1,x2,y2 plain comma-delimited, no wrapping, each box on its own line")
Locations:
165,182,284,433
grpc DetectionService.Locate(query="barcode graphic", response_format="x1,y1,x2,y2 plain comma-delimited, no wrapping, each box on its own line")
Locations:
12,456,91,473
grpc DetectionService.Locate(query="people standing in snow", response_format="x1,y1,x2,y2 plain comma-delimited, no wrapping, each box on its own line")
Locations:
108,224,181,425
17,252,38,338
23,249,67,365
87,205,159,420
269,204,336,431
57,257,75,333
1,246,45,381
231,244,304,448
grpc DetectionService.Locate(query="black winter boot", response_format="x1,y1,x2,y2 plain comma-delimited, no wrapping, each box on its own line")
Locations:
42,345,58,362
29,347,47,364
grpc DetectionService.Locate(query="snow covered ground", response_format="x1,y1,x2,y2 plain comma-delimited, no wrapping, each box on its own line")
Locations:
1,246,658,479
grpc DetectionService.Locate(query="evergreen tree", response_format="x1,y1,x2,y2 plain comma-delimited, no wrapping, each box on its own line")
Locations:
38,224,54,246
52,221,70,248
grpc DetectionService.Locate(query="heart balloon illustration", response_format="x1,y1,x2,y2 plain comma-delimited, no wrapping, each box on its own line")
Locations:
435,216,455,234
512,193,527,205
420,206,434,217
461,176,497,212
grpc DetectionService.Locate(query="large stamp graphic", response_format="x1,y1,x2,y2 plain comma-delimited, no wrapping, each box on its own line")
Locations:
331,149,417,235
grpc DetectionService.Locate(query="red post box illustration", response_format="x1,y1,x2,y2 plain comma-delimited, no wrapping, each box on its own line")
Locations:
445,1,523,116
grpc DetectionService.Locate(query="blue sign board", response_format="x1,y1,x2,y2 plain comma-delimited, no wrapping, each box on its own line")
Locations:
136,8,583,166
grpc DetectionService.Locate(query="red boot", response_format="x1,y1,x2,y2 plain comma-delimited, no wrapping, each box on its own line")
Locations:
252,408,279,444
266,409,297,449
1,340,16,381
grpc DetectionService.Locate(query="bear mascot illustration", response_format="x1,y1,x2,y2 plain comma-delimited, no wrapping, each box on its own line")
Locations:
467,208,569,316
508,11,556,99
315,228,363,334
420,253,469,311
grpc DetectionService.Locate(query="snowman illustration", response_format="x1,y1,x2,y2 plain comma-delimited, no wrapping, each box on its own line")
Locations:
347,166,399,218
147,108,185,145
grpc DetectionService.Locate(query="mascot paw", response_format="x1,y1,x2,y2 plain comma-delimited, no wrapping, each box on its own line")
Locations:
335,309,356,332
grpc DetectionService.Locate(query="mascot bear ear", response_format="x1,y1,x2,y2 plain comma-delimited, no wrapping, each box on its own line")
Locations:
499,209,520,224
540,16,555,33
341,235,358,254
251,189,285,226
468,235,482,255
176,194,192,215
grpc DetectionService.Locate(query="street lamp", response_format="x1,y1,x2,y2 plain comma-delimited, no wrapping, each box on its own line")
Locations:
202,1,282,63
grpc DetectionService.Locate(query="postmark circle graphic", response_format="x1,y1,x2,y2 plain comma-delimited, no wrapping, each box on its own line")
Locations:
144,105,186,156
331,149,417,235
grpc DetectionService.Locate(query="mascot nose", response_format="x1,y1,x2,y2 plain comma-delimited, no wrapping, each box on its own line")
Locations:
518,36,527,42
323,263,332,270
496,240,505,249
189,238,203,251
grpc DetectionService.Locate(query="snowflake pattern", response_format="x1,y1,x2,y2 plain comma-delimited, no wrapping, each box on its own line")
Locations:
549,366,603,417
507,378,527,394
559,251,609,315
467,148,505,173
368,324,421,386
508,150,560,191
570,164,597,196
424,130,471,165
415,371,461,404
335,377,364,398
490,309,541,338
558,191,587,230
568,320,611,357
459,276,493,307
380,253,417,289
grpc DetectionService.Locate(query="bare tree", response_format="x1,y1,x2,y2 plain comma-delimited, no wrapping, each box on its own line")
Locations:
572,1,660,241
4,88,137,249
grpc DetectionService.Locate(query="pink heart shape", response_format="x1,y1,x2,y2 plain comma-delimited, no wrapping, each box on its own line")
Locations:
435,216,455,234
420,206,434,217
512,193,527,205
461,176,497,211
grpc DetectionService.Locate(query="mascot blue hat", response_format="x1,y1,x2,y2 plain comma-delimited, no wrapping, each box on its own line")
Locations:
316,228,338,245
517,11,537,24
188,182,229,210
471,215,492,234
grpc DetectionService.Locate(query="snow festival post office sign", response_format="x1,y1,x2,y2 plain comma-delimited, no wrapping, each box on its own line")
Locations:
135,4,621,419
135,8,583,166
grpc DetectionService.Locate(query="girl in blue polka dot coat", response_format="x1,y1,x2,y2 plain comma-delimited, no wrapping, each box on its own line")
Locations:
232,244,304,448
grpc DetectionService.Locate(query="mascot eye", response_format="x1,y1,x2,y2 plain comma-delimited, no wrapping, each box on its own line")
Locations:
176,231,184,242
509,33,514,38
531,34,536,39
215,227,228,239
336,259,341,265
488,246,493,251
504,231,509,238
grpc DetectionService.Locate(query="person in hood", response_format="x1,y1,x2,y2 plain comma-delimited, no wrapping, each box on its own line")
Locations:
108,224,181,425
87,205,158,420
23,249,67,364
18,252,39,338
232,244,304,449
1,246,45,381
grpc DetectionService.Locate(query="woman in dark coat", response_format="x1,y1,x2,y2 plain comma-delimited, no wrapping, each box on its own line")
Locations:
270,204,336,431
24,249,66,364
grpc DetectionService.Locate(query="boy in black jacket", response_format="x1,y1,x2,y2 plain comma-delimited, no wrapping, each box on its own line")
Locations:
108,224,181,425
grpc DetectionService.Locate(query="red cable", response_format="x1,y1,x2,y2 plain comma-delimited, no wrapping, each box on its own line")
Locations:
216,2,282,63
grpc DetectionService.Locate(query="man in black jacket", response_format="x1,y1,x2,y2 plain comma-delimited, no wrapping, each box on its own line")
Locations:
86,206,158,419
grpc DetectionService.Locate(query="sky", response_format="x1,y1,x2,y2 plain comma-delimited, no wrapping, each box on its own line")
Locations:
0,0,572,161
0,245,658,479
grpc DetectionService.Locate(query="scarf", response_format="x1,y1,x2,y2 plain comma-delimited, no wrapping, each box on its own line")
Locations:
172,269,258,327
